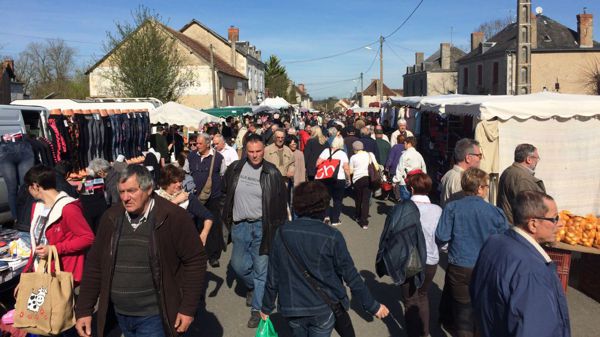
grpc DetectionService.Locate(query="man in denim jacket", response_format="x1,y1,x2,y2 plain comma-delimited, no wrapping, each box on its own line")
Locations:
261,181,388,336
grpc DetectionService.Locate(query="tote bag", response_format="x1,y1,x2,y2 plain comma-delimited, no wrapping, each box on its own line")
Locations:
14,245,75,335
315,149,340,181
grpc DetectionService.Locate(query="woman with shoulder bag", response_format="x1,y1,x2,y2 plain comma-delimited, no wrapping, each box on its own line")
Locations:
261,181,389,337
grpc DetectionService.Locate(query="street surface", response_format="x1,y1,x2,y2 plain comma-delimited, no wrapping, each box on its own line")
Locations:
190,197,600,337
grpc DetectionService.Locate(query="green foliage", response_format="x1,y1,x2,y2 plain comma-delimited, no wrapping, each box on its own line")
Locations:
264,55,289,98
313,96,339,112
103,5,191,102
287,84,298,104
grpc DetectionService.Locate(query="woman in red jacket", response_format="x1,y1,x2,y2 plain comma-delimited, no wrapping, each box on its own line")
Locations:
24,165,95,286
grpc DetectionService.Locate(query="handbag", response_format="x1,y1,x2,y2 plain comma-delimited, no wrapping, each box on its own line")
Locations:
255,317,278,337
315,149,340,181
198,152,216,204
279,230,356,337
367,154,382,189
14,245,75,335
404,246,423,279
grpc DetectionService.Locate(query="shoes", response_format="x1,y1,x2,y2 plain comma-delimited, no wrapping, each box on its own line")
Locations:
246,290,254,307
209,259,220,268
362,225,368,230
332,222,342,227
247,310,261,328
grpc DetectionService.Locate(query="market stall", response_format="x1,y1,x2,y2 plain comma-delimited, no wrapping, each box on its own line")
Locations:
259,96,291,110
203,106,253,119
150,101,222,127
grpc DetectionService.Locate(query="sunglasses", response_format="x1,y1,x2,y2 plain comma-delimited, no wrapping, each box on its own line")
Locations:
533,216,560,224
189,142,197,146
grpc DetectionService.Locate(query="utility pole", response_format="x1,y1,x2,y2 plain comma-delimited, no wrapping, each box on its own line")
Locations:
360,72,364,107
379,35,384,102
210,44,218,107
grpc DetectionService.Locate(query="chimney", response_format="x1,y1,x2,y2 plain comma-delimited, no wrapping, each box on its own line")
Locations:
577,13,594,48
440,43,451,70
228,26,239,67
471,32,485,51
531,12,538,49
415,52,424,69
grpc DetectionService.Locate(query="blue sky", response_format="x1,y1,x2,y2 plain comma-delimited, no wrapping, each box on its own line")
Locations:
2,0,599,99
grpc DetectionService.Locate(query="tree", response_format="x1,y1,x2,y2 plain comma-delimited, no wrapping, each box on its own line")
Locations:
264,55,289,98
287,83,298,104
15,39,83,98
103,6,191,102
582,57,600,95
474,16,514,40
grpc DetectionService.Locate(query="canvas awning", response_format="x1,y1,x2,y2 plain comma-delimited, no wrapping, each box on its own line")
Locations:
203,106,253,118
260,97,291,109
149,101,221,127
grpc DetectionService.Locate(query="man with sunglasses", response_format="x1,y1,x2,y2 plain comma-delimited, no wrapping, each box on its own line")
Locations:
471,190,570,337
440,138,482,207
497,143,546,224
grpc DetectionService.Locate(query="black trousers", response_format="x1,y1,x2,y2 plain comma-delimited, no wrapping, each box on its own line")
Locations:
401,264,437,337
353,176,370,227
439,264,476,337
205,196,225,262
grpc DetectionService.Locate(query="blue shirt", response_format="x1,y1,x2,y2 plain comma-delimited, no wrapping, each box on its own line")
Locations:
470,230,571,337
435,196,508,268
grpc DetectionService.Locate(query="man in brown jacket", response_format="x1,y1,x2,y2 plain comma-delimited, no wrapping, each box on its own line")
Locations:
497,144,546,224
75,165,206,337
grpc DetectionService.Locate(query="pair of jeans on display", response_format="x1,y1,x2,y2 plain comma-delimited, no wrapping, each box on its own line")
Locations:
230,220,268,311
0,141,35,218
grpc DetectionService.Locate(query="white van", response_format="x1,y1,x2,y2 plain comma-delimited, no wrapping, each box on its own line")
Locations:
0,105,50,223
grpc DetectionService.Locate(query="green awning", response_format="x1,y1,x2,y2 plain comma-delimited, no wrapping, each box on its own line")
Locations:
203,106,253,118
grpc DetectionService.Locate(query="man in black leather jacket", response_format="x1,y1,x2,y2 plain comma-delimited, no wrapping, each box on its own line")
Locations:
221,133,288,328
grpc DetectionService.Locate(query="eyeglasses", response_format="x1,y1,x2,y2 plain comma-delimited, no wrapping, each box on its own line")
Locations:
468,153,483,159
189,142,197,146
533,216,560,225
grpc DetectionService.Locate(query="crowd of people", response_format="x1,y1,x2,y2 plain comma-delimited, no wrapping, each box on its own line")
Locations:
9,109,570,337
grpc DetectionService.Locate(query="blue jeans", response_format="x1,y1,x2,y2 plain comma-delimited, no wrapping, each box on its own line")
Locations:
326,180,346,223
288,311,335,337
0,142,34,218
115,313,166,337
230,220,269,311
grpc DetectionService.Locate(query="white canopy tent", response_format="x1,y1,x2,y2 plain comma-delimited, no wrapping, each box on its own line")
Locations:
440,92,600,215
149,101,222,127
260,97,291,109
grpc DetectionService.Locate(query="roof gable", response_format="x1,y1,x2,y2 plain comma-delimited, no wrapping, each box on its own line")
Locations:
362,80,396,96
86,20,246,79
459,14,600,63
424,46,466,71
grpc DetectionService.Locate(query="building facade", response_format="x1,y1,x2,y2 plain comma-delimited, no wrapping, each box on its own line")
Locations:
361,79,399,106
87,20,263,109
403,43,466,96
458,12,600,95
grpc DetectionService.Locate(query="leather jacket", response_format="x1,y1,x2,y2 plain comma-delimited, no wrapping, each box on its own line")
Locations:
222,158,288,255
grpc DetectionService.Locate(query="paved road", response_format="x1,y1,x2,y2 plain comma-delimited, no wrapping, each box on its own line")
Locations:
191,196,600,337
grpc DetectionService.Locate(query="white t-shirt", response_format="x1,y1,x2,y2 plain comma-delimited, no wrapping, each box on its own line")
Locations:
318,148,349,180
349,151,378,183
411,195,442,265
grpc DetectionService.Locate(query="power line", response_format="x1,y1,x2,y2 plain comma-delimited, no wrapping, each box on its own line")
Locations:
384,0,425,39
303,77,359,86
385,41,410,65
363,45,380,75
283,40,379,64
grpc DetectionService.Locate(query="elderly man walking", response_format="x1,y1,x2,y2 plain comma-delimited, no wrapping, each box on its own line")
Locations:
222,134,288,328
471,191,570,337
497,144,546,224
75,165,206,337
390,119,414,146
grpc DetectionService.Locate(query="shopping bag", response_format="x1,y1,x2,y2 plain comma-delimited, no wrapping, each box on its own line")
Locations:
14,245,75,335
255,317,278,337
315,149,340,181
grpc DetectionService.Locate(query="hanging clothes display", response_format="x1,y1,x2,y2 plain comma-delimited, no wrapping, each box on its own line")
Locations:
0,134,35,219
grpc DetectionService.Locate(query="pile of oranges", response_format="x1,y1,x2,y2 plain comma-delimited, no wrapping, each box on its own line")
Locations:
556,211,600,248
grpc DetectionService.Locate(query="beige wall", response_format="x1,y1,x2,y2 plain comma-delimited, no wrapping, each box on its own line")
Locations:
531,52,600,94
181,24,247,75
427,72,458,96
363,95,392,106
458,54,509,95
403,72,427,96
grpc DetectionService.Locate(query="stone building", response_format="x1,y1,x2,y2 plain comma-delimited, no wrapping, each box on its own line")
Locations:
403,43,466,96
458,11,600,95
361,79,399,106
88,19,265,108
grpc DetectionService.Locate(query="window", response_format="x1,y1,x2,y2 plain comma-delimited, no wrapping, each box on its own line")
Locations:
463,67,469,88
477,65,483,86
492,62,499,85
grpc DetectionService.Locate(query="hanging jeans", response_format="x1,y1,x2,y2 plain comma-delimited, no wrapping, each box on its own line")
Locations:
84,115,95,164
94,116,104,159
110,114,120,159
0,141,35,218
